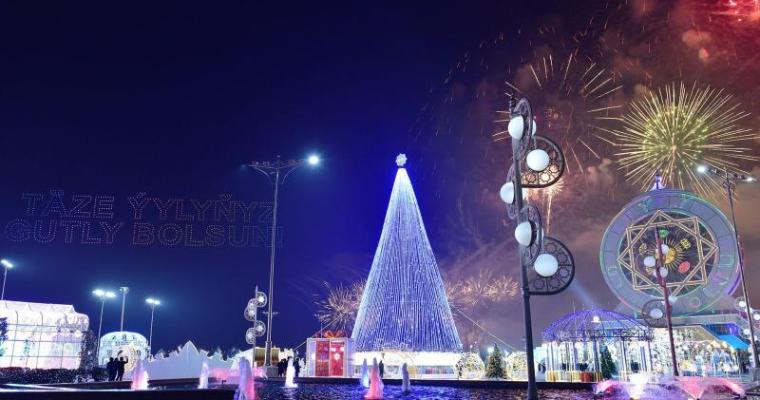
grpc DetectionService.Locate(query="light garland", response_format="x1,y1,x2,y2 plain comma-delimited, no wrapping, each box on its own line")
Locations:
351,158,462,353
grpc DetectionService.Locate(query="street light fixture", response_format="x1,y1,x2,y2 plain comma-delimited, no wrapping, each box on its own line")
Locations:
1,259,14,301
697,163,759,372
248,154,320,367
307,154,321,166
118,287,129,331
498,96,575,400
145,298,161,352
92,289,116,361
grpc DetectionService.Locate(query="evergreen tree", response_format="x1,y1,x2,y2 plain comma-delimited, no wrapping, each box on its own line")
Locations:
0,317,7,357
599,344,617,379
351,156,461,353
78,330,98,373
485,345,506,379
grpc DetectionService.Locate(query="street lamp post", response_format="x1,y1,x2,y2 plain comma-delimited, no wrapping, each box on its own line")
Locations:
698,164,759,371
119,287,129,331
652,233,680,377
498,96,575,400
244,287,267,366
145,298,161,352
1,259,14,301
92,289,116,361
248,154,320,367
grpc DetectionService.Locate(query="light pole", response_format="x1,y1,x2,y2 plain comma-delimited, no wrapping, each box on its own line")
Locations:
698,164,759,371
652,234,679,377
145,298,161,352
248,153,320,367
92,289,116,361
498,96,575,400
244,287,267,366
119,287,129,331
0,259,13,301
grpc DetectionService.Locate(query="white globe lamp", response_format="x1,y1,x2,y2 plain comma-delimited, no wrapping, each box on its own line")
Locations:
534,254,559,277
659,267,669,278
514,221,534,247
508,117,525,140
500,182,515,204
643,256,656,268
649,308,664,319
526,149,550,172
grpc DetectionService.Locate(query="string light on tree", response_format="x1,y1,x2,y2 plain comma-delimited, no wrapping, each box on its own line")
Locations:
352,155,461,359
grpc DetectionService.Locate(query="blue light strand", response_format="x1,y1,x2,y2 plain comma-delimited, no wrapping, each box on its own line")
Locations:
352,166,462,353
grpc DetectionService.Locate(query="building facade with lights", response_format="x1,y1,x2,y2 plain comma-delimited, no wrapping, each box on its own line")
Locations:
0,300,89,369
591,187,752,379
98,331,150,370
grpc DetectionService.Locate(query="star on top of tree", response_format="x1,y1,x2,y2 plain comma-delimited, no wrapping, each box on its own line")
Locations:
396,153,407,167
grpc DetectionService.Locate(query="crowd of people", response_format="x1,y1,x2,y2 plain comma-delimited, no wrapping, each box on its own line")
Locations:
276,356,304,377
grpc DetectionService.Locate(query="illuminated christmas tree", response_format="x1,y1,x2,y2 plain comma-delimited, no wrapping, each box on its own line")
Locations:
351,154,462,354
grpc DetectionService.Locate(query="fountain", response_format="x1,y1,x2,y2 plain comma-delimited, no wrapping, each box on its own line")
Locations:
236,357,256,400
365,358,384,400
673,376,745,399
401,362,410,395
198,361,209,389
593,374,746,399
130,359,149,390
285,357,299,388
360,358,370,388
252,360,268,379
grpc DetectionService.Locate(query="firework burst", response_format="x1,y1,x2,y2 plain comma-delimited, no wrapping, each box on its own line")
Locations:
495,41,624,176
606,82,758,197
315,281,364,333
445,270,519,310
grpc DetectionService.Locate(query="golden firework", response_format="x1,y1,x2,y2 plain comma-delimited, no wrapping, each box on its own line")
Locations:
606,82,758,197
315,281,364,333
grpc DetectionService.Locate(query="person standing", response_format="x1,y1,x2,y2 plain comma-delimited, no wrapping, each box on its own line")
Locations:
106,357,116,381
294,357,301,377
378,360,384,378
116,357,127,381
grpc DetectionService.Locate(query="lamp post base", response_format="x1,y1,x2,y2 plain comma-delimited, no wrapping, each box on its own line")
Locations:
749,367,760,383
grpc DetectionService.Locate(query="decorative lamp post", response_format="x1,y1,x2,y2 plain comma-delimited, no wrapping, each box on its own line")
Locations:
698,164,759,371
640,233,680,376
119,287,129,331
248,154,320,366
244,286,268,366
497,96,575,400
0,259,13,301
92,289,116,361
145,298,161,352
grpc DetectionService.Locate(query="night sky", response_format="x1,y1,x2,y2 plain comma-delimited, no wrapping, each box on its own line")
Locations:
1,1,759,356
0,1,534,353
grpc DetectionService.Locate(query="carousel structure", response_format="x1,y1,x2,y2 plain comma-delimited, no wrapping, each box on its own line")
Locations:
542,309,653,382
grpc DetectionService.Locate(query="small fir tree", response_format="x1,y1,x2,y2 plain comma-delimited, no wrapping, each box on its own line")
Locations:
599,344,617,379
0,317,7,357
485,345,506,379
78,330,98,373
